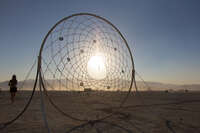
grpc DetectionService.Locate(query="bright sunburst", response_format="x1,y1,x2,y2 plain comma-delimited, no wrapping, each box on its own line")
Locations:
87,53,106,80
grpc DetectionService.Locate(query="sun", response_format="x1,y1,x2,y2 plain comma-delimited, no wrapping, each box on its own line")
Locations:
87,54,106,80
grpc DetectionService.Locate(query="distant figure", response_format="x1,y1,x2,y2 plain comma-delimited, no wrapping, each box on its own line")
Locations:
8,75,18,103
165,90,169,93
84,88,92,92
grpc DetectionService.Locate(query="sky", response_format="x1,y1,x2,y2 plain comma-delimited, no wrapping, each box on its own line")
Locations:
0,0,200,84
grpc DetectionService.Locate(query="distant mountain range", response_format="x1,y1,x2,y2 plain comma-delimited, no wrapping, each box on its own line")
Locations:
0,79,199,91
135,81,200,91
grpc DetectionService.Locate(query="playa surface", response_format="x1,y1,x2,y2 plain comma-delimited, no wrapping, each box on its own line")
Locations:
0,90,200,133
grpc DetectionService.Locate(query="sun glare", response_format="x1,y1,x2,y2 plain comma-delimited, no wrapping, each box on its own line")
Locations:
87,54,106,80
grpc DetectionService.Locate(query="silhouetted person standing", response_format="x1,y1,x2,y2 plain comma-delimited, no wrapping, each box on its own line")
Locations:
8,75,18,103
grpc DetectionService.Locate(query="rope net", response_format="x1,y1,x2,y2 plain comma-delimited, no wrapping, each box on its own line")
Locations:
40,13,134,121
41,14,133,91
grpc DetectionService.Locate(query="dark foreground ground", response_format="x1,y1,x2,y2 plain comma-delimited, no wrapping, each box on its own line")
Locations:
0,90,200,133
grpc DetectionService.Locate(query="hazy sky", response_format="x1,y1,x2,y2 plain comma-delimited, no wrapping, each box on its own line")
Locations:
0,0,200,84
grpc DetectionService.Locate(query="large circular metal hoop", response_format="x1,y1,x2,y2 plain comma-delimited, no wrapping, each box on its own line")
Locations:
38,13,136,122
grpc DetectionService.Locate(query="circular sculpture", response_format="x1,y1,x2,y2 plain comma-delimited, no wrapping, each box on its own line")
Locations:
39,13,135,121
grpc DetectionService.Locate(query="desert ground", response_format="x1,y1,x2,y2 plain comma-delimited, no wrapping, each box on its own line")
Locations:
0,90,200,133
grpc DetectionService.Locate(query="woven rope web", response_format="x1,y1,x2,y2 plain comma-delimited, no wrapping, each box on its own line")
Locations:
40,13,134,121
41,15,133,91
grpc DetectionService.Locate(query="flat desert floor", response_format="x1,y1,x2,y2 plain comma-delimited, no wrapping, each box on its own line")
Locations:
0,90,200,133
